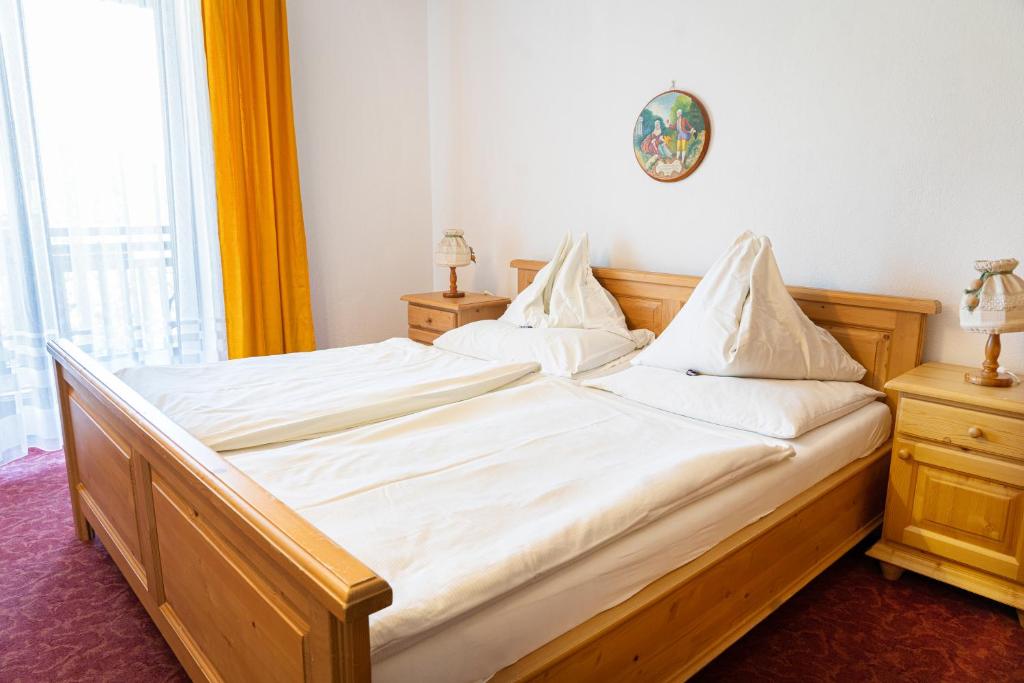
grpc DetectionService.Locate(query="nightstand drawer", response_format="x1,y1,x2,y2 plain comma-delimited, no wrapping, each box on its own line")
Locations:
458,303,508,325
408,305,457,333
898,397,1024,461
885,439,1024,581
408,327,440,345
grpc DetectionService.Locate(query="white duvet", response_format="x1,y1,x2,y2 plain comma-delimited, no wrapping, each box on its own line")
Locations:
116,338,537,450
225,377,793,659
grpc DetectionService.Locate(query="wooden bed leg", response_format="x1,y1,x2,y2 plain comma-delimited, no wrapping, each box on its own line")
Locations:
879,561,904,581
65,471,93,542
65,470,93,542
75,519,95,543
1017,609,1023,629
54,366,92,544
339,616,373,683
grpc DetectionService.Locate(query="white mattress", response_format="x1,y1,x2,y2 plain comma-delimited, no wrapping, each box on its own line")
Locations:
372,400,891,683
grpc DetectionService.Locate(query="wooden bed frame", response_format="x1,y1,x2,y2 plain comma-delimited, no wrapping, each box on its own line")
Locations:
47,259,940,682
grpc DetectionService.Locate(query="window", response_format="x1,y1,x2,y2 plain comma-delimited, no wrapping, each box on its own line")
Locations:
0,0,224,462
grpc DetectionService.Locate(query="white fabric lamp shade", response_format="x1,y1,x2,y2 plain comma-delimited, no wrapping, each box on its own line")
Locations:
435,229,474,268
960,258,1024,334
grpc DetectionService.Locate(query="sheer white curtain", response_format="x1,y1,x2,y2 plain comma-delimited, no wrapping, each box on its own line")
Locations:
0,0,225,464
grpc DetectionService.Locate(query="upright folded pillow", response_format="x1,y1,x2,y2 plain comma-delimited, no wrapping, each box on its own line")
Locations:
500,233,572,328
547,234,633,340
500,232,633,341
634,231,865,381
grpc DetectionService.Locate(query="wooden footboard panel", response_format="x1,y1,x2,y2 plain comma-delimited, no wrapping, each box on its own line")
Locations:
495,442,891,682
50,341,391,683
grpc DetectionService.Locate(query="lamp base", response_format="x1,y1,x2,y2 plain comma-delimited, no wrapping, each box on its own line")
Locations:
964,333,1013,388
443,265,465,298
964,370,1014,388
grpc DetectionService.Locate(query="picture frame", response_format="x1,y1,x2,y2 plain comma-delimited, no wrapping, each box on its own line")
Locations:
633,89,711,183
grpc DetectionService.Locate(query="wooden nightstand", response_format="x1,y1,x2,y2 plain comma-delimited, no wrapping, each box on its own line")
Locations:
400,292,510,345
867,362,1024,627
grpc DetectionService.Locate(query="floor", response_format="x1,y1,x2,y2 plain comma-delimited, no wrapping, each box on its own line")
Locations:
2,450,1022,682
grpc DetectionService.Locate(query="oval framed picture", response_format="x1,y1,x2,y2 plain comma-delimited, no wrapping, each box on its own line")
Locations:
633,89,710,182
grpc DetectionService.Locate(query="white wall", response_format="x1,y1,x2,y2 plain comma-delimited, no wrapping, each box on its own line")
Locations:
289,0,433,348
428,0,1024,371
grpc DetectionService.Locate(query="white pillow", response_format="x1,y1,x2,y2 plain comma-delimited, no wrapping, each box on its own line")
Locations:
634,232,865,381
500,233,572,328
584,365,883,438
546,234,632,340
500,232,633,340
434,320,651,378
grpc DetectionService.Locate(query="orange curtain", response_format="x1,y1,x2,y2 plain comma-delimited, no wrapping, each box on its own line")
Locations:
201,0,315,358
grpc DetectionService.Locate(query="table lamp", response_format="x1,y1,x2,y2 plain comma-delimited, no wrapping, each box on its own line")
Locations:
960,258,1024,387
435,229,475,298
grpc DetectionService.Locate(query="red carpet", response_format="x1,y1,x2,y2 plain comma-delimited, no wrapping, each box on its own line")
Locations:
2,450,1022,682
0,450,187,683
695,543,1024,682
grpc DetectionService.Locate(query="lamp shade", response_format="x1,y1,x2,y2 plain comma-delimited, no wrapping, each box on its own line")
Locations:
435,229,474,268
960,258,1024,334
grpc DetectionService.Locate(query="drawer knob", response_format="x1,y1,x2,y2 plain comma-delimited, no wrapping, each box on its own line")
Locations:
967,426,982,439
896,448,911,460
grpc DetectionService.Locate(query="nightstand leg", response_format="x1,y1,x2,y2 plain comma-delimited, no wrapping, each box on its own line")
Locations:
879,561,904,581
1017,609,1023,629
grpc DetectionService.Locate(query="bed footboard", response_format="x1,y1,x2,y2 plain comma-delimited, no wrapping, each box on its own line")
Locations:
49,340,391,683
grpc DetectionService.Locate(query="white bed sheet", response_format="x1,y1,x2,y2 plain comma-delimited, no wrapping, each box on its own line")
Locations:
373,399,891,683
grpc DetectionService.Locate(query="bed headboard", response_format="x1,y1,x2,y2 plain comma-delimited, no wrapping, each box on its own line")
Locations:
510,259,941,410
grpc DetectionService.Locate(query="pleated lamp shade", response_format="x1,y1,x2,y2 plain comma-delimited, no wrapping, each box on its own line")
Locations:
435,229,474,267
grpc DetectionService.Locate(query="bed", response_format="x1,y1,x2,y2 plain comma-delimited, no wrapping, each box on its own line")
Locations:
47,259,940,682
